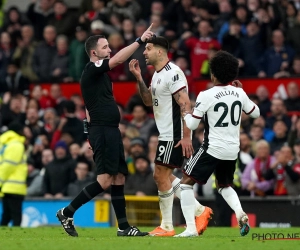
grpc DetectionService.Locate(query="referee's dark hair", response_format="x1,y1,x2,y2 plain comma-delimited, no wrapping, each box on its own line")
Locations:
147,36,169,52
85,35,106,57
209,50,239,85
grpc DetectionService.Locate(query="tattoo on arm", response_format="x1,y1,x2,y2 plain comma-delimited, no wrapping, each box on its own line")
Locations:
137,78,152,106
173,88,189,116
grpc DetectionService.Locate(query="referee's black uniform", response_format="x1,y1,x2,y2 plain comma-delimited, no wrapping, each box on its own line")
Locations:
80,59,128,176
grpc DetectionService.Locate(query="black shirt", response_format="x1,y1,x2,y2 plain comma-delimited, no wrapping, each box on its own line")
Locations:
80,60,120,127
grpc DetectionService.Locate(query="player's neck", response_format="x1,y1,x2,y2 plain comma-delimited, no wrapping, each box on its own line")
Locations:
154,58,169,72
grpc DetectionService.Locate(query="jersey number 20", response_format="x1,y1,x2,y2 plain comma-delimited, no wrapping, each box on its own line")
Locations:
214,101,242,127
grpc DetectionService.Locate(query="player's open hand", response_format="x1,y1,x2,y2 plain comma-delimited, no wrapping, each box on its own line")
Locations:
232,80,243,88
129,59,142,79
141,23,154,42
175,137,194,158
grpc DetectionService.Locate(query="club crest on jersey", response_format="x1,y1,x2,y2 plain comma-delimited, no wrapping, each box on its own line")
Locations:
157,79,161,84
95,60,103,67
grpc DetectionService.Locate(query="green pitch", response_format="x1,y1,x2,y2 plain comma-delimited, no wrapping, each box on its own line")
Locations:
1,227,300,250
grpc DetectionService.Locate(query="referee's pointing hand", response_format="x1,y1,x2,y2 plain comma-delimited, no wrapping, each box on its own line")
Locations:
141,23,154,43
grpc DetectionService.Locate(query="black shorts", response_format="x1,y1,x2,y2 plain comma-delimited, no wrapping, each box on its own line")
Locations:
88,126,128,176
154,140,184,169
183,146,236,187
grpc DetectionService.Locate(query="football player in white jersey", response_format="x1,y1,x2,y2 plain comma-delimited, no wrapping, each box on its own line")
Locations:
175,51,260,237
129,36,213,236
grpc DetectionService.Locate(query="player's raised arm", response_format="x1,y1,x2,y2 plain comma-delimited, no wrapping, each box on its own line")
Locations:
109,24,153,70
242,92,260,118
129,59,152,106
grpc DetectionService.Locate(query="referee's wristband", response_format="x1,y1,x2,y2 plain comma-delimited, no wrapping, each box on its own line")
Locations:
135,37,144,45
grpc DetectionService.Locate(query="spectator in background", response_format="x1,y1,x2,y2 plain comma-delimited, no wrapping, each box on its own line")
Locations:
43,107,59,137
284,81,300,111
1,61,30,97
121,18,135,45
237,19,265,76
124,154,157,196
106,0,141,21
200,47,218,79
257,29,295,77
43,140,76,198
25,107,45,144
27,148,54,197
0,94,26,128
69,143,81,160
163,0,196,36
32,25,57,82
241,140,276,197
149,14,164,36
12,25,39,82
265,98,291,130
30,133,49,170
274,55,300,78
129,104,155,142
0,32,15,82
127,137,146,175
253,116,275,142
269,120,288,154
213,0,232,38
49,83,66,115
69,25,89,82
26,0,55,41
3,7,26,43
70,94,86,120
256,85,271,118
239,132,254,173
50,35,69,82
218,4,249,44
61,100,85,145
67,161,94,197
180,20,220,79
48,0,77,40
286,9,300,54
249,124,264,152
79,0,108,27
90,20,111,37
107,33,126,81
265,145,300,196
125,20,148,80
288,115,300,148
221,18,243,56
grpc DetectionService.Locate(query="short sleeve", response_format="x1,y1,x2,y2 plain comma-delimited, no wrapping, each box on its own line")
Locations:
242,90,256,115
193,91,208,118
168,70,187,94
89,59,110,75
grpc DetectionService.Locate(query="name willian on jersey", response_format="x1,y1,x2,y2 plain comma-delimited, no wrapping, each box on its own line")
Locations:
214,90,239,100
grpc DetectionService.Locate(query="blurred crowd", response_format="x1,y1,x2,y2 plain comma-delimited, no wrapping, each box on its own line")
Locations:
0,0,300,200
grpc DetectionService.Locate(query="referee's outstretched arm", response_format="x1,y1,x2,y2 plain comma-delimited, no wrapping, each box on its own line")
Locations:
108,24,154,70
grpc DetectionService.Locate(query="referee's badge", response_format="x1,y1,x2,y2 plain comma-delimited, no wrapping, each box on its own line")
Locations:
95,60,103,67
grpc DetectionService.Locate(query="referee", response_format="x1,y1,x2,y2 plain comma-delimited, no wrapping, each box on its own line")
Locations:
56,24,154,237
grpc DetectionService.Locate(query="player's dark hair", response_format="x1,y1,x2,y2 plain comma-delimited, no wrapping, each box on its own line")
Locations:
209,50,239,84
148,35,169,51
85,35,106,57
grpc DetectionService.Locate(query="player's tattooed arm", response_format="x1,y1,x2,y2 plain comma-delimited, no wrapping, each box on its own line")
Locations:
137,78,153,106
173,87,191,117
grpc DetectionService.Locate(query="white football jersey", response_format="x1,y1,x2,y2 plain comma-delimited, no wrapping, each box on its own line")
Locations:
193,85,258,160
150,62,188,141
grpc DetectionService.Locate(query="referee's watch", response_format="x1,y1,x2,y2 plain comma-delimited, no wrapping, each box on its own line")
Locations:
135,37,144,45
